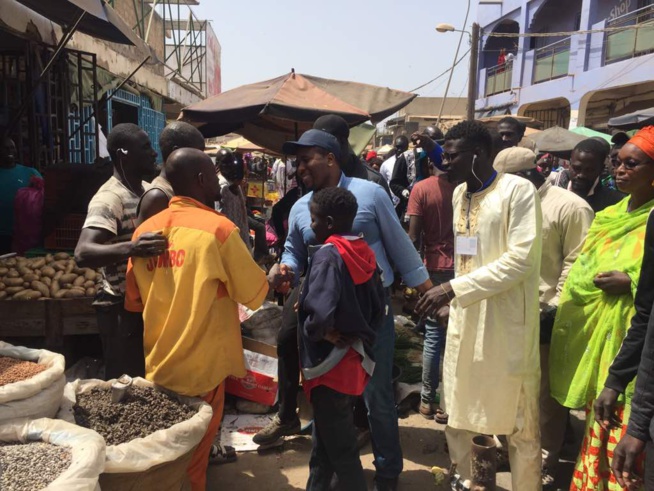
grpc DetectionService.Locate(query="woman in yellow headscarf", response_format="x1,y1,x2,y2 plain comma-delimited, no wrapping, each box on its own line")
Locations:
550,127,654,490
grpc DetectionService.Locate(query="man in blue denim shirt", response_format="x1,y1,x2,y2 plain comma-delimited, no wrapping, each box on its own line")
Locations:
257,128,431,491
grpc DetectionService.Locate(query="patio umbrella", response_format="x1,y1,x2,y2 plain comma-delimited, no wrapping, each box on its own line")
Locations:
530,126,587,153
16,0,144,45
349,123,377,157
179,70,417,154
377,144,395,156
608,108,654,131
571,127,612,143
7,0,154,136
221,136,269,154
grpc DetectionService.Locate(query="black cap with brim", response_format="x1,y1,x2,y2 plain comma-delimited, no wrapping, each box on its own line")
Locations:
282,129,342,159
313,114,350,140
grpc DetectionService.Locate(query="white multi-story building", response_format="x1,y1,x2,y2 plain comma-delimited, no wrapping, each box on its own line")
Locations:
475,0,654,129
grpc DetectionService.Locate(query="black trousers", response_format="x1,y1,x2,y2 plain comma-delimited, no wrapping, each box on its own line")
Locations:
95,302,145,380
306,386,367,491
247,215,269,258
646,441,654,489
277,285,302,422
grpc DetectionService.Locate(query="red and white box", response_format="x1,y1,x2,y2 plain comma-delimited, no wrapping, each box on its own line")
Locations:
226,337,278,406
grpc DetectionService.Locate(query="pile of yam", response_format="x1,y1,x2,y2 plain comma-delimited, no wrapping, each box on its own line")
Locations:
0,253,100,300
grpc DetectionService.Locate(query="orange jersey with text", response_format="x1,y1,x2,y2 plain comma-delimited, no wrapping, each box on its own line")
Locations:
125,196,268,396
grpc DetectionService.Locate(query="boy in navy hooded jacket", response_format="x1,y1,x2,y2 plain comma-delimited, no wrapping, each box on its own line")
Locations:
298,186,385,491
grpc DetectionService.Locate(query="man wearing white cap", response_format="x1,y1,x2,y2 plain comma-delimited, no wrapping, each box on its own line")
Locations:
494,146,594,488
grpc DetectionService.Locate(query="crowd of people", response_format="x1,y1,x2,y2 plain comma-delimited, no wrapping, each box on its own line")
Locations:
71,114,654,491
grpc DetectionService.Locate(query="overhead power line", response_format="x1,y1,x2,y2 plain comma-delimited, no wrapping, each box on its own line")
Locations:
409,48,471,93
488,24,647,37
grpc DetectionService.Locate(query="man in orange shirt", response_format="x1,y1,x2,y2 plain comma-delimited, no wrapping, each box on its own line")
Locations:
125,148,270,490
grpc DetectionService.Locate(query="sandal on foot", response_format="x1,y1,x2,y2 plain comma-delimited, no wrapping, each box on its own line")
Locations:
209,444,237,465
434,408,449,425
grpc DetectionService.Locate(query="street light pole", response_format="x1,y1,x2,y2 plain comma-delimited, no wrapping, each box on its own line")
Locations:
467,23,481,121
436,0,471,128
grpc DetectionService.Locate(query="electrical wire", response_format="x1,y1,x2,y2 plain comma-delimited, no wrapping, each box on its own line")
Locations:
409,48,471,93
488,24,648,37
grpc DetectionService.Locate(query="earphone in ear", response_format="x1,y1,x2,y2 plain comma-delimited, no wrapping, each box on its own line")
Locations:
118,148,129,155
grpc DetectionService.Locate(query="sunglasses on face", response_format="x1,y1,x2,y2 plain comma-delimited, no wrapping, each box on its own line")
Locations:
613,158,645,170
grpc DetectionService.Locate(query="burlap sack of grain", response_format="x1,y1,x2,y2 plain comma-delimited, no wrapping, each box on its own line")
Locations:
0,417,106,491
0,341,66,422
58,377,212,491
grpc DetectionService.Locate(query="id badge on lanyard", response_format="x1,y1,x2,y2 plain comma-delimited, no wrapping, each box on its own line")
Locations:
457,194,479,256
455,235,478,256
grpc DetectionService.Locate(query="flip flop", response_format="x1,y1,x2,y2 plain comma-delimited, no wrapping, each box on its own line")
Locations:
209,444,237,465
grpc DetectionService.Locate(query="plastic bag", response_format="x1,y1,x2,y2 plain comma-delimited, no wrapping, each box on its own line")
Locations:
12,175,44,255
265,221,278,246
0,417,105,491
0,342,66,422
58,377,212,474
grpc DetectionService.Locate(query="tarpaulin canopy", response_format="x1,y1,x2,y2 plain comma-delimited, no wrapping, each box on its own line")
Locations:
608,108,654,131
349,123,377,157
179,71,417,154
16,0,142,45
531,126,587,153
570,127,612,143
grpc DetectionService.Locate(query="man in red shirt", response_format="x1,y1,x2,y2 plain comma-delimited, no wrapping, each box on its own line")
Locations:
407,159,456,422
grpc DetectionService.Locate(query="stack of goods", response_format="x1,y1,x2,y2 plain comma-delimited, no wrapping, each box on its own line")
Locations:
0,342,66,422
58,378,212,491
0,253,100,300
393,316,424,385
0,418,106,491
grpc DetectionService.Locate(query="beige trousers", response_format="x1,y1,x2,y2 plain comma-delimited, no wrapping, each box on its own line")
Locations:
539,343,568,472
445,383,542,491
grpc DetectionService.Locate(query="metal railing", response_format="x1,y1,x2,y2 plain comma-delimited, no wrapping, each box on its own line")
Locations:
533,37,571,84
605,4,654,64
485,62,513,96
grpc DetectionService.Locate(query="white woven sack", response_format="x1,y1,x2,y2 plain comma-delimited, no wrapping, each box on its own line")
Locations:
0,342,66,422
0,417,106,491
58,377,212,473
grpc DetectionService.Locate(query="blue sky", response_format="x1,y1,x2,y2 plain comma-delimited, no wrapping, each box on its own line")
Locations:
192,1,477,96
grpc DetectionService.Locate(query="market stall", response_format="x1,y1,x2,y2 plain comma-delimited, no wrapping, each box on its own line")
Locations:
0,253,100,358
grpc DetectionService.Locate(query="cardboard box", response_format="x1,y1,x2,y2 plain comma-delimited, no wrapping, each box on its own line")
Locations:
225,337,278,406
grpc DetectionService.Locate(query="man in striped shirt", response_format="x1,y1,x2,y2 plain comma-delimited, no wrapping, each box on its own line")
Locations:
75,123,167,380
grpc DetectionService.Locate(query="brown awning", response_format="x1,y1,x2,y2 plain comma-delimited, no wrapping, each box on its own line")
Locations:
180,71,417,153
15,0,141,45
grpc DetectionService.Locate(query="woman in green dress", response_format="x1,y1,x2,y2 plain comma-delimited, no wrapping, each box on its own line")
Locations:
550,127,654,490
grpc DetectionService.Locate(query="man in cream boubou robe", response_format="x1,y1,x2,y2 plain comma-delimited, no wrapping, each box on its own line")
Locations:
415,121,542,490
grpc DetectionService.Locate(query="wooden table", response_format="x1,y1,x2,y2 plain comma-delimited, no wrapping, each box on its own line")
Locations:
0,298,97,351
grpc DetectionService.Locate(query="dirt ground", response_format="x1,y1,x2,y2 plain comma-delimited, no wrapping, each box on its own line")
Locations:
207,408,584,490
207,413,517,490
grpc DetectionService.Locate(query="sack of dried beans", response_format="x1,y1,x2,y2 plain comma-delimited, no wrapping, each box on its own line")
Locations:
0,342,66,423
0,417,105,491
58,377,212,491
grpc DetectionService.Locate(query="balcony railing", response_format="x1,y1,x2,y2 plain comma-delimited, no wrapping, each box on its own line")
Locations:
533,38,570,84
485,62,513,96
605,5,654,64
